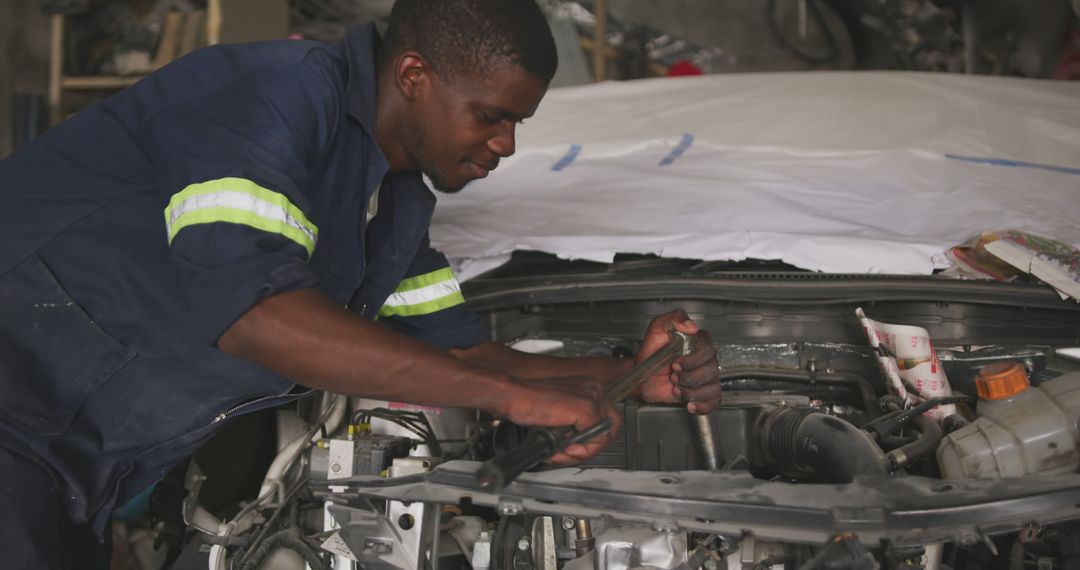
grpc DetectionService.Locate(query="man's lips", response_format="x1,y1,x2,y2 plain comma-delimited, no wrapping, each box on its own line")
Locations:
466,160,497,178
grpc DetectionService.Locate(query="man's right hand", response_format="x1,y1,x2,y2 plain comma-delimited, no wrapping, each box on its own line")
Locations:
499,376,623,465
220,289,622,465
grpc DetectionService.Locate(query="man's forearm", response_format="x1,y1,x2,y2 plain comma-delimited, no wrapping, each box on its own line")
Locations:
218,289,518,416
451,341,635,388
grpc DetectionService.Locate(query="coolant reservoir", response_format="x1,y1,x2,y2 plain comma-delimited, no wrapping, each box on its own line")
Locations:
937,365,1080,479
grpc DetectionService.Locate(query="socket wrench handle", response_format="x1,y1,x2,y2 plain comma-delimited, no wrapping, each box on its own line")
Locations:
476,426,568,491
475,330,696,490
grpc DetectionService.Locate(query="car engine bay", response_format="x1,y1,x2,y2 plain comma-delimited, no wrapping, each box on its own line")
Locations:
156,262,1080,570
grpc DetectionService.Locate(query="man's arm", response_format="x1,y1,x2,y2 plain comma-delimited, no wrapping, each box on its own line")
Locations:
452,310,723,414
450,341,634,384
217,288,621,462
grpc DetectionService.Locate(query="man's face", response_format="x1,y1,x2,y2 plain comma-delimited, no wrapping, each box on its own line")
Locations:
407,63,548,193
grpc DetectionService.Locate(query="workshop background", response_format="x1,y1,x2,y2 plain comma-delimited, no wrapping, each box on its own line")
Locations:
1,0,1078,160
1,3,1079,570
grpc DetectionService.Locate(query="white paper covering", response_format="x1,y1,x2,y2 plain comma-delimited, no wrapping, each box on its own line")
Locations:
429,72,1080,280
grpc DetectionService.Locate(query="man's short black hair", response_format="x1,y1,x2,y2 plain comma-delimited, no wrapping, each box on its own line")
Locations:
379,0,558,83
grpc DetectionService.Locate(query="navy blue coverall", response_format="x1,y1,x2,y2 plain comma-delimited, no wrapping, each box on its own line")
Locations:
0,24,488,567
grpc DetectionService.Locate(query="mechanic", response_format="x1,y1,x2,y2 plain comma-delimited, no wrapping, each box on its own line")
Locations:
0,0,721,567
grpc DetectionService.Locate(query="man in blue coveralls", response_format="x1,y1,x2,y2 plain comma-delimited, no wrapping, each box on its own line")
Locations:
0,0,721,566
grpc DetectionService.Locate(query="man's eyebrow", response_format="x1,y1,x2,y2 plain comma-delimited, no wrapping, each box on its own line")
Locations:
481,104,531,122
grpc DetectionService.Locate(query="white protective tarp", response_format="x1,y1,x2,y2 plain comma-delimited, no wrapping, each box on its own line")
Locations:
429,72,1080,280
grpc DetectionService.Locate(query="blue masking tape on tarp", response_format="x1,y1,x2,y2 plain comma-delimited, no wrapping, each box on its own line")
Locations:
660,133,694,166
945,154,1080,176
551,144,583,171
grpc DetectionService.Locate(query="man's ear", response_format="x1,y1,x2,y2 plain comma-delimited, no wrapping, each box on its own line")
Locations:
395,52,429,102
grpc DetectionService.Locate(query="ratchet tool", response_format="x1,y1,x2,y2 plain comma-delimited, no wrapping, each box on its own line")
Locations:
476,329,698,491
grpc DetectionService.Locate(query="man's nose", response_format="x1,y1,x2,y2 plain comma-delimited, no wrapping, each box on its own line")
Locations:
487,124,516,158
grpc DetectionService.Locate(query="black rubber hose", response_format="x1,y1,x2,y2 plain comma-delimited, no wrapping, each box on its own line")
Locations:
492,512,510,570
863,394,974,437
880,401,944,470
719,368,879,417
756,406,890,483
237,475,309,568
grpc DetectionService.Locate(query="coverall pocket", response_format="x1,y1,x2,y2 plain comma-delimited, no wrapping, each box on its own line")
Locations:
0,254,135,436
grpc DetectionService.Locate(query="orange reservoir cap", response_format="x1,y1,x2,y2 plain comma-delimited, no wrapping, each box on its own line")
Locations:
975,361,1030,400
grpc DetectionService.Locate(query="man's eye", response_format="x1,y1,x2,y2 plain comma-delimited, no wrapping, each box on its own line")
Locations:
479,112,498,124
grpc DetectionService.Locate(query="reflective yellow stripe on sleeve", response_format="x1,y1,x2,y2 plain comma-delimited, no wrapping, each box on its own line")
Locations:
164,177,319,257
378,267,466,317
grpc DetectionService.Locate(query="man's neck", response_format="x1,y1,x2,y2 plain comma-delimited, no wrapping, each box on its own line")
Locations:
374,71,412,174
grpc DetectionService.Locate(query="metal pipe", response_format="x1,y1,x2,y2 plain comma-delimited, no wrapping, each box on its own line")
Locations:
574,519,595,558
592,0,607,81
695,414,719,470
718,368,879,416
963,0,978,74
48,14,63,126
430,502,441,570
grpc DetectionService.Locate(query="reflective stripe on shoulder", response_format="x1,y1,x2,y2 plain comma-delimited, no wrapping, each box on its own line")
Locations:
164,177,319,257
378,267,465,317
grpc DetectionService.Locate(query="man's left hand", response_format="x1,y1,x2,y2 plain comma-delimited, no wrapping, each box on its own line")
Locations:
636,310,721,414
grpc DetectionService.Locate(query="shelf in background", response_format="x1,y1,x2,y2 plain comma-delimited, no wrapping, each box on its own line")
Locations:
60,75,145,90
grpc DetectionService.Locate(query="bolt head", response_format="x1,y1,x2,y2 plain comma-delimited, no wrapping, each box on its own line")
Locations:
517,538,530,551
498,503,523,516
651,520,675,533
561,517,576,530
331,463,341,473
364,539,392,554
